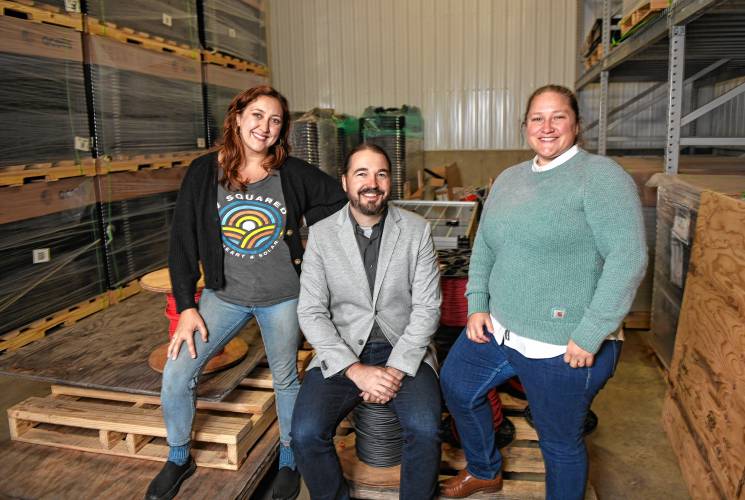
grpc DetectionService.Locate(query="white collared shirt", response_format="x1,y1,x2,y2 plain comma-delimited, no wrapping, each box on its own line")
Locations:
491,144,622,358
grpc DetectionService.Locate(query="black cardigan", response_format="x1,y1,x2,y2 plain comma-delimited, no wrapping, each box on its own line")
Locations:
168,151,347,312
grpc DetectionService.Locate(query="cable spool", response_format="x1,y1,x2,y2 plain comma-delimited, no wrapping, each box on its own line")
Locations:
438,249,471,327
351,402,403,467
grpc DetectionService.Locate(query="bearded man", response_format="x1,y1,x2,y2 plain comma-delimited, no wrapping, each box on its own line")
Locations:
291,143,443,500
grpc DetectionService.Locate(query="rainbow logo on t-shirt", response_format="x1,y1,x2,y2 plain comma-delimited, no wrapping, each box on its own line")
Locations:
219,200,283,255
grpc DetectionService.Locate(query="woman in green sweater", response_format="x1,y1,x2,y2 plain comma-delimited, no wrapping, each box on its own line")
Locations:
440,85,647,500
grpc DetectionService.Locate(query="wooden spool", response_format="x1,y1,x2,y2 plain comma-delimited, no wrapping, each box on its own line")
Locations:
139,268,248,374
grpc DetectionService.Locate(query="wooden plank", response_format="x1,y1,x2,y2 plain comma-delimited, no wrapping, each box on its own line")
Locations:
86,17,199,60
51,383,275,415
667,191,745,500
240,368,274,389
0,159,96,187
0,0,82,30
95,151,201,176
202,50,269,76
0,292,265,401
623,310,651,330
0,294,111,353
9,397,250,443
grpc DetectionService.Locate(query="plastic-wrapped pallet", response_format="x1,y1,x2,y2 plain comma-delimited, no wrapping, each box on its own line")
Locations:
289,109,341,179
203,63,268,146
85,34,206,157
86,0,199,48
361,106,424,200
96,167,189,288
0,17,90,168
649,173,745,368
0,179,107,335
199,0,267,66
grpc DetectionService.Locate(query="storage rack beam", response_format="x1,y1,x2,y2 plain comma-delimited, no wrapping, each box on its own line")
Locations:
680,80,745,126
585,58,729,134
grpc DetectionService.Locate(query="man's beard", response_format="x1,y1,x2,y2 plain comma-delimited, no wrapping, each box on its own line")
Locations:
350,187,389,216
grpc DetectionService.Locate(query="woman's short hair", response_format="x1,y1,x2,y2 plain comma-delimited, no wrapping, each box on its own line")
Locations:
217,85,291,190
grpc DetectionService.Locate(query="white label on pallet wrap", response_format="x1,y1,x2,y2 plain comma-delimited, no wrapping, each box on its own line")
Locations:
65,0,81,12
74,136,91,151
162,13,173,27
197,137,206,148
672,208,691,244
33,248,51,264
228,28,237,38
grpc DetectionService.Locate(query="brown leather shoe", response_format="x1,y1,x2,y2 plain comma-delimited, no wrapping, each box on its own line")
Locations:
440,469,503,498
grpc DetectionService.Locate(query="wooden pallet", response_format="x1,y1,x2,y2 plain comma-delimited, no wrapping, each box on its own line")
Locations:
8,381,277,470
0,158,96,186
338,389,596,499
202,50,269,76
337,418,596,499
620,0,669,35
86,16,199,60
0,281,140,354
0,0,82,31
583,43,604,70
95,151,204,175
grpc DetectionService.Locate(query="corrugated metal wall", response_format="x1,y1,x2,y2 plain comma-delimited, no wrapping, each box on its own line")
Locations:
268,0,577,150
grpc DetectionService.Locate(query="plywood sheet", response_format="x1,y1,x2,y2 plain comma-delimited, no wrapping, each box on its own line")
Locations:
0,292,264,401
667,190,745,500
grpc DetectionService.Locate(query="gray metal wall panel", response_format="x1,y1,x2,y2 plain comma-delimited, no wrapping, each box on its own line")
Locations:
268,0,577,150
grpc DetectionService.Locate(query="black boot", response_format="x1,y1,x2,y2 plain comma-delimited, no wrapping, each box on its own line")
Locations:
145,456,196,500
272,467,301,500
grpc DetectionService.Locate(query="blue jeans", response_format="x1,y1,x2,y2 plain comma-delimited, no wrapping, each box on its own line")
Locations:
161,289,301,450
441,330,621,500
291,342,442,500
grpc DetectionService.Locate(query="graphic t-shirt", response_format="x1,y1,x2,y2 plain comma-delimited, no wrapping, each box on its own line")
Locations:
214,170,300,306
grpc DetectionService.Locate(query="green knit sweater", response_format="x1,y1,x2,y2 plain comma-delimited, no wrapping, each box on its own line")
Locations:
466,150,648,354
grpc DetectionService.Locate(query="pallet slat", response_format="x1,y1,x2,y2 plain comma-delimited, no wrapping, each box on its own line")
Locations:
0,282,140,354
0,0,82,30
86,17,199,60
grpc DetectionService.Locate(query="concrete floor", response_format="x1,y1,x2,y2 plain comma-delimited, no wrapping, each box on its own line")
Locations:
0,331,689,499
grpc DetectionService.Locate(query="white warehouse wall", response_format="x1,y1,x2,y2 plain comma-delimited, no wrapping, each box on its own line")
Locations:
267,0,577,150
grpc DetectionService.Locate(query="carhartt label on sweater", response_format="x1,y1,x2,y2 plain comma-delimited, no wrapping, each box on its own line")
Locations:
552,308,566,319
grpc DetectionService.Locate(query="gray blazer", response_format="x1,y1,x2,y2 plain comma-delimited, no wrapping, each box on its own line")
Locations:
298,204,441,378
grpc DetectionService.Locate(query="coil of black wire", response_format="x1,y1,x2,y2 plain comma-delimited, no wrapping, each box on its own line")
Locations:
351,402,403,467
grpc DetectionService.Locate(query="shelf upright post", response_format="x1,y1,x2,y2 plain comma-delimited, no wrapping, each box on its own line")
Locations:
597,0,611,155
664,24,686,174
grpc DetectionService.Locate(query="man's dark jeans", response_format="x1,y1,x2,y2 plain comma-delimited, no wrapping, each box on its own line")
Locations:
292,341,442,500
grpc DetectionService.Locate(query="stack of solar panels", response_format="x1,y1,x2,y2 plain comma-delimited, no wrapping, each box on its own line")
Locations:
0,17,89,167
86,35,206,157
86,0,199,48
361,106,423,199
0,179,107,335
289,110,340,179
199,0,267,66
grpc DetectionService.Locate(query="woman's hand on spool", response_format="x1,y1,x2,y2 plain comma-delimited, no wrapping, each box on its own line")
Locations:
564,340,594,368
466,312,493,343
168,308,209,360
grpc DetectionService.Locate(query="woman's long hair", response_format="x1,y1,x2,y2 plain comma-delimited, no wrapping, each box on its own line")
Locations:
217,85,291,190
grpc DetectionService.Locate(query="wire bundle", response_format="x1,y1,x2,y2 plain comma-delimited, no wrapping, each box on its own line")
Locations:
351,402,403,467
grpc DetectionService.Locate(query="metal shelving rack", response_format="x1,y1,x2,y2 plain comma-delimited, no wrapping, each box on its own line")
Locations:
576,0,745,173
